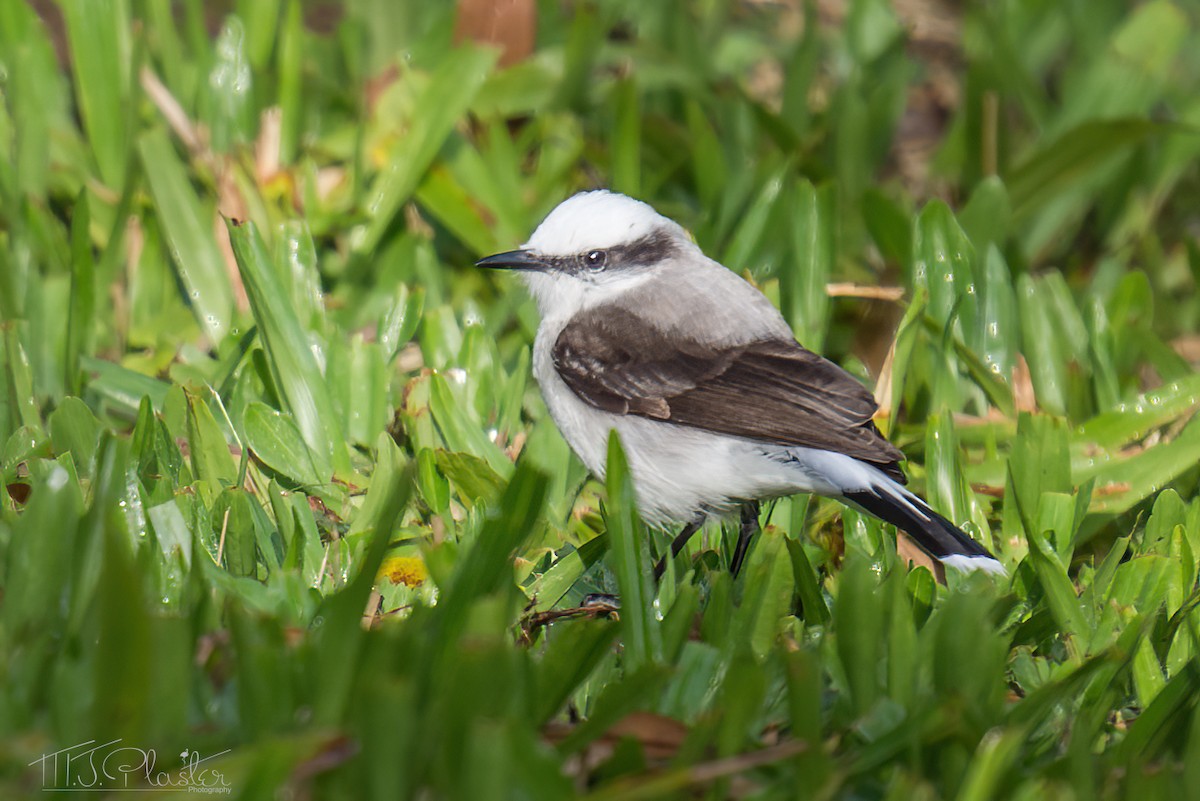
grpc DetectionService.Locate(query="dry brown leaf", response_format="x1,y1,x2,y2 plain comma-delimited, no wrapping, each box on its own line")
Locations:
896,533,946,584
141,67,205,156
256,106,283,185
1172,334,1200,365
1013,354,1037,414
454,0,536,68
873,337,896,424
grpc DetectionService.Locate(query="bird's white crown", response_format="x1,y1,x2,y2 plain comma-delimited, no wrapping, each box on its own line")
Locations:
524,190,684,256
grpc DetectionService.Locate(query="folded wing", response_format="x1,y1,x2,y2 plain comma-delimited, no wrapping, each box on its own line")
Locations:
553,305,906,482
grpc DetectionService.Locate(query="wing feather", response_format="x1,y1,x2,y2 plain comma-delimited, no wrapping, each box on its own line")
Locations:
553,306,906,481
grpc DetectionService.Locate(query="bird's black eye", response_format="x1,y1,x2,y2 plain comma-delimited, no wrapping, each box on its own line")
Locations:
583,250,607,271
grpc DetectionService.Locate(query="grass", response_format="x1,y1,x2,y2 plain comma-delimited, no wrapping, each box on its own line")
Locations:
2,0,1200,797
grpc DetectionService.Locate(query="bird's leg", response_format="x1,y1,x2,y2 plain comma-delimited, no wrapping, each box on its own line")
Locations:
653,514,706,580
729,501,761,576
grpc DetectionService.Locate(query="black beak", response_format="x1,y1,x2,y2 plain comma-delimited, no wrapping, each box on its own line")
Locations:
475,249,547,271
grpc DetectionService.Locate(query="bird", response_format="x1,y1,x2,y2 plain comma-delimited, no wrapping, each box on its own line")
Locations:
477,190,1004,577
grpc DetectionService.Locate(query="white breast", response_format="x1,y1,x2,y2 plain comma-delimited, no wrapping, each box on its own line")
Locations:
531,317,834,526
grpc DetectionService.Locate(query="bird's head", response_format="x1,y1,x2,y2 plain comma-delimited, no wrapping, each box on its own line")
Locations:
477,190,696,318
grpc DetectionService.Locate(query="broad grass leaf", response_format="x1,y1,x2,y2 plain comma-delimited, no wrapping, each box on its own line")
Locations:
242,401,329,491
435,449,506,507
49,397,101,481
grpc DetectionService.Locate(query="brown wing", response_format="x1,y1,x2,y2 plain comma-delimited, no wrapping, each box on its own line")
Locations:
552,306,906,482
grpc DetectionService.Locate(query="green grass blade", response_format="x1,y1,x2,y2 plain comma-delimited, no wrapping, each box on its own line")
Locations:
0,1,64,201
66,192,95,396
60,0,132,189
533,619,620,725
138,129,234,345
783,180,833,350
604,431,662,670
227,218,352,479
47,398,100,486
358,47,498,255
310,464,413,725
185,388,237,507
242,401,330,492
1007,119,1162,224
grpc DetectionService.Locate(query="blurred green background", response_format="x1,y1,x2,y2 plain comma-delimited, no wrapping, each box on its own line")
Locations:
2,0,1200,798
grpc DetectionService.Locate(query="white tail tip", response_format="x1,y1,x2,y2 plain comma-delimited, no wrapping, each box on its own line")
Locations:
940,554,1008,577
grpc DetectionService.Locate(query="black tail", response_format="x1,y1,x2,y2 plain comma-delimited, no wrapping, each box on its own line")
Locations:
842,486,1004,575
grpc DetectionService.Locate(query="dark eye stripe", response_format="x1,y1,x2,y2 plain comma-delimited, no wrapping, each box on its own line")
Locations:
614,229,677,265
544,228,679,274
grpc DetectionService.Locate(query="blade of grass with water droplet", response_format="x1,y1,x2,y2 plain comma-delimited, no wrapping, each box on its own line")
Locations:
242,401,330,492
915,200,979,354
428,373,512,478
147,499,192,570
1081,415,1200,516
201,17,255,152
1078,373,1200,450
977,245,1018,381
139,129,233,345
924,410,972,530
2,329,42,439
227,218,352,479
275,221,326,336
